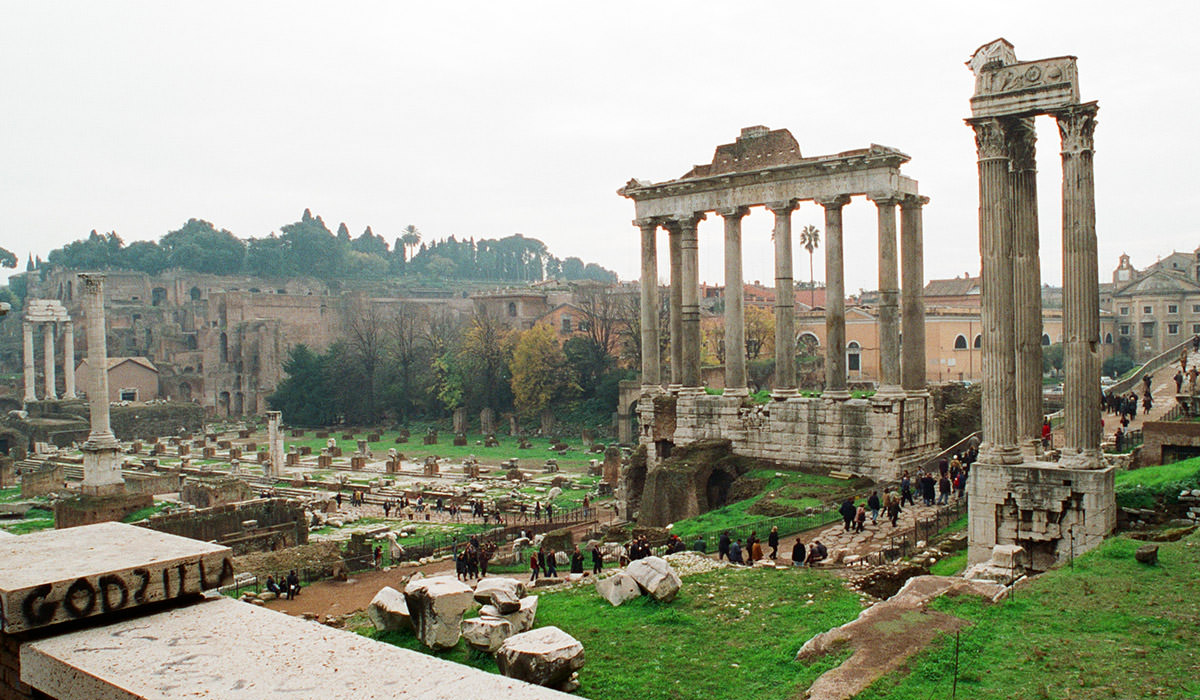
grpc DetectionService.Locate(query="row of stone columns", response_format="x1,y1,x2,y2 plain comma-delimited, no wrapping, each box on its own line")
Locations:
636,195,927,397
969,103,1100,466
22,320,76,402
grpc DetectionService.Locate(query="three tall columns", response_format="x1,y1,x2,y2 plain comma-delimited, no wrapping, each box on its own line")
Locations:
21,319,77,403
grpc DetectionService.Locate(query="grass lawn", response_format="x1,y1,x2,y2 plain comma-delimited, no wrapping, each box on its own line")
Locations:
859,530,1200,699
929,550,968,576
121,502,172,523
0,507,55,534
359,566,863,700
666,469,856,541
1114,456,1200,509
286,431,597,470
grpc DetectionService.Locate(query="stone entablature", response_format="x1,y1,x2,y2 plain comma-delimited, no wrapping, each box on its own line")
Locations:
639,393,938,483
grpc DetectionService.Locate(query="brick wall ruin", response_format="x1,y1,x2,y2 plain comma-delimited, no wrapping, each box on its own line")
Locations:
138,497,307,555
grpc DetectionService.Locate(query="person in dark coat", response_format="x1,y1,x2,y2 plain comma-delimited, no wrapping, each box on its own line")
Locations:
692,536,707,553
545,549,558,577
901,471,914,506
286,570,300,599
591,545,603,575
806,541,827,566
867,491,881,524
768,526,780,559
729,539,744,565
718,531,731,560
840,498,857,531
938,475,952,505
886,493,901,527
570,546,584,575
791,540,806,567
529,551,540,582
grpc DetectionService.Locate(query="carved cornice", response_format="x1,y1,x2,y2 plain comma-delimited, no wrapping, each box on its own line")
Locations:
867,191,904,207
716,206,749,220
968,118,1009,161
1055,102,1098,156
766,200,798,215
633,218,660,231
900,194,930,210
670,213,706,232
1005,117,1038,171
77,273,105,294
814,194,851,210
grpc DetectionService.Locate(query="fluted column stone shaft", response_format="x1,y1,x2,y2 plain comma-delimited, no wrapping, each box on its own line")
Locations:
871,194,903,395
900,196,929,393
1007,118,1044,451
770,201,799,397
636,220,662,388
667,223,683,388
678,214,704,390
818,196,851,398
81,274,117,446
63,321,76,399
22,322,36,402
1057,102,1102,467
971,118,1021,464
720,207,748,395
43,323,57,400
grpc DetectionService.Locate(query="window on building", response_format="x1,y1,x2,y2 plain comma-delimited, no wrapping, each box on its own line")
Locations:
1144,306,1153,314
847,341,861,371
1104,333,1113,344
1169,304,1179,314
1120,306,1129,315
561,316,572,332
1120,325,1130,336
1169,323,1180,334
1193,324,1200,334
507,302,517,317
953,334,968,350
1142,322,1156,338
973,334,982,349
1193,304,1200,313
119,389,138,402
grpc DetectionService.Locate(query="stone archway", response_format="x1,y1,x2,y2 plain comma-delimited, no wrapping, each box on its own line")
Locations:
218,391,231,416
705,468,734,510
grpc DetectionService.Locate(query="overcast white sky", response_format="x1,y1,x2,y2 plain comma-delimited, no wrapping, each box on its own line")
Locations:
2,1,1196,293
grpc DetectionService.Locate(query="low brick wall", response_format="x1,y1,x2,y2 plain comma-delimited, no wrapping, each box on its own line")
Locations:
20,462,63,498
138,498,308,555
110,403,204,441
180,478,253,508
124,472,186,496
1139,421,1200,466
53,492,155,529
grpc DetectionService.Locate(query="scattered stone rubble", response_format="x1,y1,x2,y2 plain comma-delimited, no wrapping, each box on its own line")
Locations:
404,576,475,650
496,626,585,692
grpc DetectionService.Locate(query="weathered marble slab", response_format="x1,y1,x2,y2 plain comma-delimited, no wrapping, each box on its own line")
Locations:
20,597,572,699
0,521,233,633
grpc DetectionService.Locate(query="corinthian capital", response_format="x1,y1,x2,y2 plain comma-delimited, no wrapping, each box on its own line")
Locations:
670,212,706,232
716,206,749,220
814,194,851,210
766,200,797,215
1055,101,1099,156
968,117,1008,161
1005,117,1038,171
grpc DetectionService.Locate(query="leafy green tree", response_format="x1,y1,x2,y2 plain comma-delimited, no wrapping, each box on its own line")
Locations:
1102,353,1136,379
798,225,821,308
1043,343,1065,376
400,224,422,260
118,240,169,275
0,246,16,269
244,235,289,277
47,230,123,269
160,219,246,274
510,323,574,415
351,226,388,257
268,345,337,426
457,313,513,412
279,209,341,277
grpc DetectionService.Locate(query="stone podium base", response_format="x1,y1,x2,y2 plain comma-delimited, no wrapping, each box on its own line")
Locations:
53,492,154,530
967,459,1116,572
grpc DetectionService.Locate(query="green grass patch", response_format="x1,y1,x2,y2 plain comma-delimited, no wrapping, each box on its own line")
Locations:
360,566,863,700
0,507,55,535
0,487,23,503
121,502,172,523
929,550,968,577
1114,457,1200,509
860,530,1200,699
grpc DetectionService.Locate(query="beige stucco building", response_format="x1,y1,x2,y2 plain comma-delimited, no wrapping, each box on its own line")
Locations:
1107,251,1200,360
75,356,160,403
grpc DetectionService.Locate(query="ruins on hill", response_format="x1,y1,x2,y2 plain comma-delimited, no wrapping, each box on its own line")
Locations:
964,39,1115,571
619,126,939,523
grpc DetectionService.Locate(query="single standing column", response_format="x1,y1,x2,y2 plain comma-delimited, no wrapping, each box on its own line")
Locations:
769,200,799,398
818,195,851,399
720,207,749,396
678,213,705,392
63,320,76,399
43,322,57,400
79,273,124,496
636,219,662,389
1057,102,1102,468
1007,117,1044,454
871,193,903,395
970,117,1020,464
667,222,683,390
267,410,285,477
22,321,36,402
900,195,929,393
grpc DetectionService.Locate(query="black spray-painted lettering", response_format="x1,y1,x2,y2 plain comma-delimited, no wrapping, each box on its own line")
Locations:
63,578,96,618
97,574,129,613
20,583,57,626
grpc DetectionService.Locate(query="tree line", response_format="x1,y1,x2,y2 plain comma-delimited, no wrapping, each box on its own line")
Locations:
268,291,636,428
39,210,617,284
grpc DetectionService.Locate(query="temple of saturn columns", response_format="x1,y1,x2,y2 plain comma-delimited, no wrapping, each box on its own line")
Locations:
21,299,76,403
964,39,1115,571
619,126,939,512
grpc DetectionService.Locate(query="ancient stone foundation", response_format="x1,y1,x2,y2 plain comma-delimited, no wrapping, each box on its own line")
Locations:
639,392,938,484
968,461,1115,572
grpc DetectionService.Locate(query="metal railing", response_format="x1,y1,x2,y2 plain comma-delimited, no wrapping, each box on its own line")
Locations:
656,509,842,554
880,498,969,562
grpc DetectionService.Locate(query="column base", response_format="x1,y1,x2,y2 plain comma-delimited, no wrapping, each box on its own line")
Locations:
904,387,931,398
23,392,37,404
979,443,1024,466
1019,438,1042,461
874,384,905,399
667,384,683,395
640,384,665,396
823,389,852,401
770,388,800,400
1058,447,1104,470
724,387,750,398
678,385,706,397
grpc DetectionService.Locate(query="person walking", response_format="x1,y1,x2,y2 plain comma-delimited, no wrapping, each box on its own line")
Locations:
591,545,603,575
545,549,558,578
570,546,584,575
938,474,952,505
886,493,901,527
901,471,914,507
840,498,856,531
529,550,540,582
854,504,866,533
791,540,806,567
718,531,731,561
867,491,881,524
750,538,764,563
768,526,780,559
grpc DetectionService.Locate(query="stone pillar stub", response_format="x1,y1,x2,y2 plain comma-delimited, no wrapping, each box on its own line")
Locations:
636,219,662,390
969,118,1021,464
900,195,929,394
22,321,36,402
267,410,285,477
1056,102,1102,468
818,195,851,399
676,213,705,393
719,207,748,396
79,273,124,497
63,320,76,399
666,222,683,391
870,192,903,396
769,200,799,398
43,322,57,400
1007,117,1044,453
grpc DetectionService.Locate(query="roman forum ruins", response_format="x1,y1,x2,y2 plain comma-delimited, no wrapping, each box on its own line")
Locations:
78,274,126,497
965,39,1115,570
620,127,939,524
21,299,74,403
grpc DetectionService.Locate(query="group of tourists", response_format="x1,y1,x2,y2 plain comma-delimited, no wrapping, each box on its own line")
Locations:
454,536,497,580
264,570,301,599
518,501,556,523
527,543,604,581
